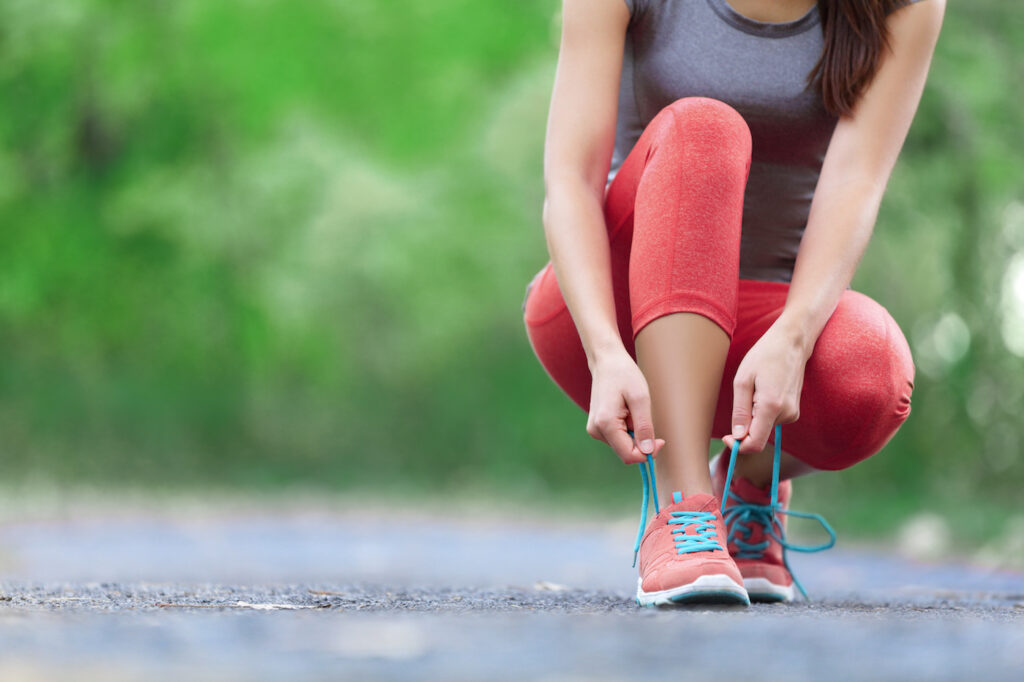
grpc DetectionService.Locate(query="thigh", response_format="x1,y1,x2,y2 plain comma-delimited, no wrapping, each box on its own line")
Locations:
711,280,916,471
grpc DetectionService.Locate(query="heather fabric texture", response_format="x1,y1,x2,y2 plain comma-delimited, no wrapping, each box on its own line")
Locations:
523,96,915,472
613,0,926,282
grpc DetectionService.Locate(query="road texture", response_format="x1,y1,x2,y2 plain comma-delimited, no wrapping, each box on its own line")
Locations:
0,493,1020,680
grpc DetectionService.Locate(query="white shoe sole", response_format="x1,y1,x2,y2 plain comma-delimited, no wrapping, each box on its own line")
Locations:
636,573,750,607
744,577,795,603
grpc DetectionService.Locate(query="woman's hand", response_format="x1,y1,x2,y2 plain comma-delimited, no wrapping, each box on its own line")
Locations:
721,317,811,454
586,350,666,465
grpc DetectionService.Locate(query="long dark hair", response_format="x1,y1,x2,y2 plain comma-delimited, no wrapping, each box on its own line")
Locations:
809,0,914,117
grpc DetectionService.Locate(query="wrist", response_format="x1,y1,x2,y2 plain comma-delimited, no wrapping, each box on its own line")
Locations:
775,309,816,359
586,337,629,371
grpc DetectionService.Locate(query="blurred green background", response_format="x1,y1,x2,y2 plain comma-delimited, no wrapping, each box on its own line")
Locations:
0,1,1021,545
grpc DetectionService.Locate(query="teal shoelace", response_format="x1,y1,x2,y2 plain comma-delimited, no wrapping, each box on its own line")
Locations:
720,424,836,600
628,425,837,600
630,440,660,568
629,447,724,568
667,491,724,555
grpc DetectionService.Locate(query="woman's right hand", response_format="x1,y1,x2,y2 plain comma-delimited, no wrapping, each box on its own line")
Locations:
586,350,666,465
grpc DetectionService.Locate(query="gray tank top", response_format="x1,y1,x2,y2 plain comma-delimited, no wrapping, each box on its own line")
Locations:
610,0,921,282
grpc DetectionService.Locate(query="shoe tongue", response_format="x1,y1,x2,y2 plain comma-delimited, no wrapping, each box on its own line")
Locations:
667,490,718,513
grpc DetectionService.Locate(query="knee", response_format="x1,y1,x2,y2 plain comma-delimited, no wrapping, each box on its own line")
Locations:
848,303,916,426
844,369,914,457
854,339,915,458
814,313,915,468
652,97,752,163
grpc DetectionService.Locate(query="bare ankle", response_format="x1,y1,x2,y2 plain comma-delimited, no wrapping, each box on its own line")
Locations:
658,472,714,503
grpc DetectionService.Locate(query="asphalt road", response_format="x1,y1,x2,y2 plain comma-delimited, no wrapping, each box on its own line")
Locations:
0,494,1021,680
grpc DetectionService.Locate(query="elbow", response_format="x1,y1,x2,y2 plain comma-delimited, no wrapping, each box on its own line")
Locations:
540,185,574,239
542,195,553,233
542,172,604,229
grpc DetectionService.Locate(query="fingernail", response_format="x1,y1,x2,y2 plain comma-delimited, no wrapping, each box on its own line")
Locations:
732,425,744,437
640,439,654,454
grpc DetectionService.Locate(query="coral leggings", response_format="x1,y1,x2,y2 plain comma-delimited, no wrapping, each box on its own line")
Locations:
522,97,915,471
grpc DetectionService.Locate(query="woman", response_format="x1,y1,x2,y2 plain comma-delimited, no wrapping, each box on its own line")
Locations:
522,0,945,606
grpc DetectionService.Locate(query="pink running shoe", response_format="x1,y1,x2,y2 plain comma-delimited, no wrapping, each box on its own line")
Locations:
625,433,748,607
634,489,749,606
710,447,796,602
709,425,836,603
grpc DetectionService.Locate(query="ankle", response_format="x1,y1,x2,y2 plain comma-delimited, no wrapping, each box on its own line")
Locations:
658,480,714,505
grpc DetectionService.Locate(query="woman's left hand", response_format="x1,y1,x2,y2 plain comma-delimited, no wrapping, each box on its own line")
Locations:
721,317,812,454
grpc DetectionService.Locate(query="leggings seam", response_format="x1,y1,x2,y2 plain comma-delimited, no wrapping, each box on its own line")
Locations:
524,300,571,328
522,266,569,327
667,107,685,328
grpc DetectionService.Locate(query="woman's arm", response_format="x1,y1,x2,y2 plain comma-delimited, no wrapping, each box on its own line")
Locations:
776,0,948,358
543,0,666,463
724,0,947,453
542,0,629,370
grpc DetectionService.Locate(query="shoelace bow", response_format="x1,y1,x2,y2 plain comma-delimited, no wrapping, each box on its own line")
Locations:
628,425,837,601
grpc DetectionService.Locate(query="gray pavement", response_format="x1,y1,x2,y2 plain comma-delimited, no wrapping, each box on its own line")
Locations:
0,494,1021,680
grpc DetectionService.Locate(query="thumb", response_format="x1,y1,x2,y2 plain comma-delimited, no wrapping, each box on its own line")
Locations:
730,373,754,441
624,393,657,455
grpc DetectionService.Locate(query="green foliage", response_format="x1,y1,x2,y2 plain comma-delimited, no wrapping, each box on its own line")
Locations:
0,1,1020,539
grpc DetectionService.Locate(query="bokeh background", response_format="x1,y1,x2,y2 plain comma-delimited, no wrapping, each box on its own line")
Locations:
0,1,1021,552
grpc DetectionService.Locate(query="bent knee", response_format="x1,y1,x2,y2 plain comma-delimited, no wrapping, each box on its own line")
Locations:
817,358,914,469
848,355,915,422
657,97,751,149
804,299,916,469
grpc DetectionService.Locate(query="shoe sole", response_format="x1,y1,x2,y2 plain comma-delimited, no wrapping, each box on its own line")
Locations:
743,577,795,603
636,574,750,607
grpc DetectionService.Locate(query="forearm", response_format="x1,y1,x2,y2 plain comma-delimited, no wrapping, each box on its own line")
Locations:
542,179,626,370
777,175,883,359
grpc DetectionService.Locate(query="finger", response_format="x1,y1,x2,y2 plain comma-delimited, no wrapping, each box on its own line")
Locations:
744,398,778,453
622,432,663,464
624,391,656,455
612,427,645,464
722,433,750,453
731,373,754,444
